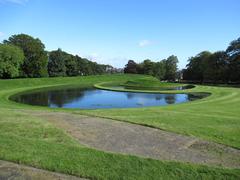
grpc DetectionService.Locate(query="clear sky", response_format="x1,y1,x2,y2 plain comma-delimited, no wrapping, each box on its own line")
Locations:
0,0,239,69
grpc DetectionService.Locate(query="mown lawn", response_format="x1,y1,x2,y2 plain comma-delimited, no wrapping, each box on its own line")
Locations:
121,76,184,89
90,82,240,149
0,74,239,179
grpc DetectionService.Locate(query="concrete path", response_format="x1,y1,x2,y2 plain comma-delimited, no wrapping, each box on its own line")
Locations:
33,111,240,169
0,160,86,180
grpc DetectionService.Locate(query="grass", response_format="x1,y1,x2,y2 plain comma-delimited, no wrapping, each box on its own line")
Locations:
93,81,240,149
0,74,240,179
122,76,183,89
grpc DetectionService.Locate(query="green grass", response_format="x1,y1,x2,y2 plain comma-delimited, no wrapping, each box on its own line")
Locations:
122,76,183,89
0,74,240,179
93,81,240,149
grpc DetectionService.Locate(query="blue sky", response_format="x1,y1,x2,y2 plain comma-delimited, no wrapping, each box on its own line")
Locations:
0,0,239,68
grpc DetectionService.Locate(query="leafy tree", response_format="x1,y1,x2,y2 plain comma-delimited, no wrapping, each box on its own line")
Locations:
228,55,240,82
141,59,155,75
64,54,78,76
226,37,240,57
124,60,138,74
135,63,144,74
204,51,228,82
153,61,166,80
75,56,87,75
164,55,179,81
92,62,106,75
48,49,66,77
183,37,240,83
184,51,211,82
183,51,231,83
0,44,24,78
4,34,48,77
79,57,94,75
123,57,179,81
226,37,240,82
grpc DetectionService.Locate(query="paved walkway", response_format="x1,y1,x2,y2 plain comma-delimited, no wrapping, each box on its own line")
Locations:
34,111,240,169
2,111,240,179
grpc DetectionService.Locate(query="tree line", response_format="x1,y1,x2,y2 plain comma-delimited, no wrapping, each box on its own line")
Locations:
1,34,239,82
182,37,240,83
0,34,114,79
124,55,179,81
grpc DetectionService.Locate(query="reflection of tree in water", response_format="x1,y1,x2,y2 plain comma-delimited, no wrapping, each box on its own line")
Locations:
48,88,86,107
165,95,176,104
126,93,135,99
13,88,208,109
15,88,89,107
14,92,49,106
126,92,164,100
187,94,198,101
187,93,209,101
155,95,163,100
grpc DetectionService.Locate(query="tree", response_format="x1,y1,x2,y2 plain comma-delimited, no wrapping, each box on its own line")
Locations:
153,61,166,80
226,37,240,57
64,54,78,76
124,60,138,74
141,59,155,75
4,34,48,77
136,63,144,74
123,57,179,81
0,44,24,78
91,62,106,75
75,56,87,75
48,49,66,77
184,51,211,82
204,51,228,82
181,37,240,83
226,37,240,82
79,57,93,75
164,55,179,81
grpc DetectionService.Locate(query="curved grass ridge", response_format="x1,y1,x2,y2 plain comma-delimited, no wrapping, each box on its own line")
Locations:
94,81,197,94
94,82,210,102
93,81,240,149
121,77,185,89
0,74,240,179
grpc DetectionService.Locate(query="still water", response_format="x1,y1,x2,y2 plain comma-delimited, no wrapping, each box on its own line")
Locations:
11,87,208,109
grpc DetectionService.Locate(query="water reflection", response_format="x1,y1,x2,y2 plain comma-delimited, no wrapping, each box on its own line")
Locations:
165,95,176,104
11,87,208,109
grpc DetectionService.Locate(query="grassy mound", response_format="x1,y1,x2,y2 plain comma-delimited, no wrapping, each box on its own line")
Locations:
0,74,240,179
122,76,182,89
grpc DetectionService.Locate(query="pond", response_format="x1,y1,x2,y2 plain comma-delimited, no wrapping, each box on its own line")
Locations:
11,87,209,109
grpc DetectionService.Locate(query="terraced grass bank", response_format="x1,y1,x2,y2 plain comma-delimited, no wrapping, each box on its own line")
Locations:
0,74,240,179
93,80,240,149
122,77,184,89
